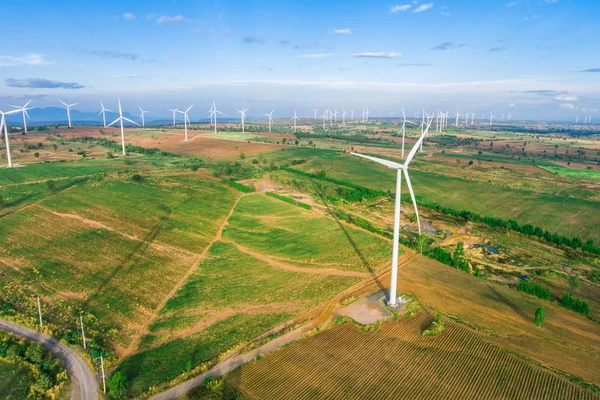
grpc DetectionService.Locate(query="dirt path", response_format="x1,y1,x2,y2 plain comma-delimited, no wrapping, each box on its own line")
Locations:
150,247,416,400
118,193,247,361
0,318,98,400
226,241,371,278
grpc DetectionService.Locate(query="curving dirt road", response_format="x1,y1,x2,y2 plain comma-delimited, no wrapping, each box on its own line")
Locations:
0,318,98,400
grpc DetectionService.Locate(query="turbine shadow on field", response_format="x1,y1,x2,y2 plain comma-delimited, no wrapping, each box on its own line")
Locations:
310,180,385,292
486,282,528,321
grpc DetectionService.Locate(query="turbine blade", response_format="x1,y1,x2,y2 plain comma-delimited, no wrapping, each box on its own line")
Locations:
106,118,120,127
186,103,195,113
404,120,433,165
403,169,421,235
350,152,403,170
59,100,68,107
122,117,140,126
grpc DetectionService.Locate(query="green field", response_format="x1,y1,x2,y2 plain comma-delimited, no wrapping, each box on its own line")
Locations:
539,164,600,181
265,147,600,241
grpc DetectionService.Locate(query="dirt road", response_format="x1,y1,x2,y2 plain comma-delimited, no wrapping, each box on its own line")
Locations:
0,318,98,400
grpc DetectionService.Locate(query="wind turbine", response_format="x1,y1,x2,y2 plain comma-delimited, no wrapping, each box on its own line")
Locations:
312,109,318,120
59,100,78,128
106,99,139,156
342,108,347,125
236,106,249,132
98,102,112,128
177,104,194,141
455,111,461,127
291,109,300,133
332,109,339,123
168,108,179,127
9,100,34,133
401,106,416,158
350,110,355,122
576,116,579,124
471,112,475,125
210,101,225,134
489,112,494,126
264,109,274,132
365,108,370,122
351,118,433,307
138,106,149,128
320,111,328,130
0,109,23,167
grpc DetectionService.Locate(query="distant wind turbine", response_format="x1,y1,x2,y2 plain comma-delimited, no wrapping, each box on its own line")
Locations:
107,99,140,156
350,110,354,122
59,100,78,128
312,109,318,120
351,117,433,307
320,111,328,131
471,112,475,125
401,106,416,158
210,101,225,134
455,111,460,127
291,109,300,133
489,112,494,126
177,104,194,141
264,109,274,132
168,108,179,127
9,100,34,133
98,102,112,128
0,108,23,167
342,108,347,125
237,106,249,132
138,106,149,128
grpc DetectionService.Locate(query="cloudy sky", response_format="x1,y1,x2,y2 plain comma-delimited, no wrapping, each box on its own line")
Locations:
1,0,599,120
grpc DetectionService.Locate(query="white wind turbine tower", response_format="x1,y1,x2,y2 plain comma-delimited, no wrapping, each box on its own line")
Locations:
320,111,328,130
107,99,139,156
365,108,370,123
291,109,300,133
576,116,579,124
332,109,339,123
168,108,179,127
328,109,333,127
208,103,215,126
59,100,78,128
98,102,112,128
210,101,225,134
362,108,366,123
351,118,433,307
1,108,23,167
400,106,416,158
455,111,461,127
489,112,494,126
264,109,274,133
138,106,149,128
342,108,347,125
177,104,194,141
236,106,249,132
350,110,354,122
9,100,34,133
464,112,469,125
471,112,475,125
312,109,318,120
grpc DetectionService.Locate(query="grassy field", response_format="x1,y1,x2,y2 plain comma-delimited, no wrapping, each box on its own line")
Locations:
539,164,600,181
0,360,32,400
0,171,239,350
264,147,600,241
234,309,598,399
222,194,392,272
397,256,600,386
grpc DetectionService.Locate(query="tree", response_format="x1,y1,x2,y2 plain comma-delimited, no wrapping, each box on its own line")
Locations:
568,275,580,294
108,371,128,400
452,242,470,273
46,180,56,193
416,234,428,255
534,307,545,326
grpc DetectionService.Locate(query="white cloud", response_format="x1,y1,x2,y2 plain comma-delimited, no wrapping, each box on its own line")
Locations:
123,13,135,20
414,3,434,12
555,94,578,102
352,52,400,59
505,2,517,6
157,15,186,24
299,53,332,59
523,14,540,21
545,0,559,3
0,53,49,67
334,28,351,35
560,103,575,109
390,4,411,13
109,74,143,79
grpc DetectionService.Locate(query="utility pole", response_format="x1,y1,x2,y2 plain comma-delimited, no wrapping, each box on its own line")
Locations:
79,313,86,349
37,296,43,327
100,356,106,393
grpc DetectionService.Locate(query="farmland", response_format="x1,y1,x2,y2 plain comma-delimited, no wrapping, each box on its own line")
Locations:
234,309,598,400
1,121,599,399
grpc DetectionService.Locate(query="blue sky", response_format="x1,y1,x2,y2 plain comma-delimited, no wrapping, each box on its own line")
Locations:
1,0,599,120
